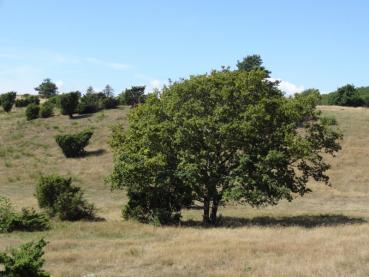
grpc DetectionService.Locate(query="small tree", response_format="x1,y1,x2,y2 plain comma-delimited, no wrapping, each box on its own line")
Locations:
35,78,58,98
36,175,95,221
1,92,17,113
59,91,80,118
55,130,93,157
110,69,341,225
0,239,49,277
102,84,114,97
119,86,145,106
26,104,40,120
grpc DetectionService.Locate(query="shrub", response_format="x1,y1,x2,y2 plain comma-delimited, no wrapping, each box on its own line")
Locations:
0,239,49,277
320,116,337,126
77,92,105,114
15,95,40,107
55,130,93,157
59,91,80,118
0,196,50,233
39,102,54,118
26,104,40,120
1,92,17,113
36,175,95,221
102,97,119,109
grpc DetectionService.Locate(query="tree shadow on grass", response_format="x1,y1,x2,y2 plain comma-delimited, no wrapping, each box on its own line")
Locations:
181,214,367,229
84,149,106,157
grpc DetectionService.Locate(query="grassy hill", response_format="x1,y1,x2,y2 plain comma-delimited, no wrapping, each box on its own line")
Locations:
1,105,369,276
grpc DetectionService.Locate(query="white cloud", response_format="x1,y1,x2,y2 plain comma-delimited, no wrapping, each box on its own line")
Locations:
269,77,304,95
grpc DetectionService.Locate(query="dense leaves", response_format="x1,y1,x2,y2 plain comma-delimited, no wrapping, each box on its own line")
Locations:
0,239,49,277
59,91,80,118
34,78,58,98
118,86,146,106
25,104,40,120
110,68,342,225
1,92,17,112
36,175,95,221
0,196,50,233
15,95,40,107
55,130,93,157
328,84,363,107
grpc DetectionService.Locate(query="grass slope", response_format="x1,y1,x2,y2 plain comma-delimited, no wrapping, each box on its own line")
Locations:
1,105,369,276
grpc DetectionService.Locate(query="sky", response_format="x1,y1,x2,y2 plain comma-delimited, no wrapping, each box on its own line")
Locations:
0,0,369,95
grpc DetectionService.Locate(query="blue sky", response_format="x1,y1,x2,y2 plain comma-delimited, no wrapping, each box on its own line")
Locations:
0,0,368,95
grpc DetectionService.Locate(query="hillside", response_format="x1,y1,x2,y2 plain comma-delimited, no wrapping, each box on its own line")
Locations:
1,105,369,276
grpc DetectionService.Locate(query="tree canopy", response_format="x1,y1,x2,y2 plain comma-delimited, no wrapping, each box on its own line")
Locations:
35,79,58,98
237,54,271,76
109,68,342,225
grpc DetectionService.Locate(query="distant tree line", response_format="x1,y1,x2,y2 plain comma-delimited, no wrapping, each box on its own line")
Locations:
319,85,369,107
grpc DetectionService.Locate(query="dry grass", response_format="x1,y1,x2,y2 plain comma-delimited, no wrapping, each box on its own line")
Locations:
1,105,369,276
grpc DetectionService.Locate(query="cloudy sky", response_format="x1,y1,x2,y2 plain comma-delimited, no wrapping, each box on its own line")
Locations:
0,0,368,95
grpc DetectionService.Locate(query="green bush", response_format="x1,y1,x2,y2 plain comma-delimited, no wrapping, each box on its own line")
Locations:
55,130,93,157
36,175,95,221
0,239,49,277
102,97,119,109
39,102,54,118
1,92,17,113
26,104,40,120
320,116,337,126
77,92,105,114
0,196,50,233
59,91,80,118
15,95,40,107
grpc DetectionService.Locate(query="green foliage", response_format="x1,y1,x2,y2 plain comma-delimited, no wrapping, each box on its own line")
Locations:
15,95,40,107
34,78,57,98
236,54,271,76
39,102,54,118
118,86,146,106
0,196,50,233
55,130,93,157
110,69,342,225
320,116,337,126
0,239,49,277
1,92,17,113
328,84,364,107
25,104,40,121
102,97,119,109
59,91,80,118
77,91,105,114
35,175,95,221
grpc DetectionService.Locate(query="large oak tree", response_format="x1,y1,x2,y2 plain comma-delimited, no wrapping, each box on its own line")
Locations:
110,67,341,225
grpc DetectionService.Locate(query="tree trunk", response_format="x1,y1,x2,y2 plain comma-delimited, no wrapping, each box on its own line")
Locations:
203,198,210,225
210,199,219,225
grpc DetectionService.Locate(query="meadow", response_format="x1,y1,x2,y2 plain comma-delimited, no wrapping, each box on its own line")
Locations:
1,105,369,276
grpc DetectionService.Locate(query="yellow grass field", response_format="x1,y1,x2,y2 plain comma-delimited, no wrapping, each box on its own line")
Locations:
1,105,369,276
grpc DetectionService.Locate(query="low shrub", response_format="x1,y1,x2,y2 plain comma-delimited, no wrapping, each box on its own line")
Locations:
36,175,95,221
320,116,337,126
39,102,54,118
0,239,49,277
15,95,40,107
26,104,40,120
77,92,105,114
102,97,119,109
1,92,17,113
0,196,50,233
55,130,93,157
